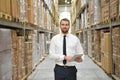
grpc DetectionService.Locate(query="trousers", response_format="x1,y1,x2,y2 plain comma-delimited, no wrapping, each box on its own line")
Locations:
54,64,77,80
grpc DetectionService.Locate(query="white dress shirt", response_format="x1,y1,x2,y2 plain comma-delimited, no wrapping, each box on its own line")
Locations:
49,33,84,66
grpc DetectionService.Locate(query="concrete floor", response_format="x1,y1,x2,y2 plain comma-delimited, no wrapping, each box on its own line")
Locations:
28,55,113,80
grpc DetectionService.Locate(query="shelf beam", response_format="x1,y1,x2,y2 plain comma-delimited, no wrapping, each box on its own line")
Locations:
95,21,120,30
111,21,120,27
95,24,110,30
0,18,54,33
0,18,35,30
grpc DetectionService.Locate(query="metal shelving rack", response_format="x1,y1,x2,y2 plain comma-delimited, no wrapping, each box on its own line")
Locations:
0,0,56,80
94,18,120,80
73,1,120,80
95,21,120,80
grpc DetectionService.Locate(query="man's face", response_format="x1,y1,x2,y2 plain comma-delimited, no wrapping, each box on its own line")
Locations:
60,20,70,34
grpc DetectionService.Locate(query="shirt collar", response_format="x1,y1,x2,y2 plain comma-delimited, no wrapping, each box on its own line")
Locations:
60,33,70,37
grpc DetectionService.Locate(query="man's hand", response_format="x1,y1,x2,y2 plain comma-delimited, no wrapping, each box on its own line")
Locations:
64,56,72,61
74,57,82,62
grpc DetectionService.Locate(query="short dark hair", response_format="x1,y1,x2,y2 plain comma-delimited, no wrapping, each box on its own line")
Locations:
60,18,70,25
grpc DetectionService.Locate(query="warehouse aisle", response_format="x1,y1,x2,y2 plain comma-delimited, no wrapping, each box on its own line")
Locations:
28,55,113,80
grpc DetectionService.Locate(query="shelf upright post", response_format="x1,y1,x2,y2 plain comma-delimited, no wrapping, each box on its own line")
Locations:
110,18,114,75
23,23,26,67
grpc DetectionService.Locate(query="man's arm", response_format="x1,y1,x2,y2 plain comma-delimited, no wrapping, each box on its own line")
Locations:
49,38,64,61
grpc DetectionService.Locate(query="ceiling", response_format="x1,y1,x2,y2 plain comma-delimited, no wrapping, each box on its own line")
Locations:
58,0,72,5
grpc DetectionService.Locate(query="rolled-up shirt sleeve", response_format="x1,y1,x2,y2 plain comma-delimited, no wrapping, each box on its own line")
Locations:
49,38,64,61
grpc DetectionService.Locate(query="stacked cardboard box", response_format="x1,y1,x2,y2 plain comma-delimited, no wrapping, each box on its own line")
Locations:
17,37,25,80
119,0,120,16
0,0,11,20
94,30,101,62
11,0,20,21
0,0,11,15
25,41,32,74
0,29,12,80
101,0,110,23
27,0,34,25
101,31,111,74
88,0,94,26
104,33,111,74
19,0,28,23
71,0,77,22
11,30,18,80
0,0,6,13
32,31,38,69
33,0,38,26
11,31,26,80
44,10,48,29
112,27,120,77
110,0,119,20
6,0,11,16
101,30,105,69
0,50,12,80
94,0,101,25
38,0,43,28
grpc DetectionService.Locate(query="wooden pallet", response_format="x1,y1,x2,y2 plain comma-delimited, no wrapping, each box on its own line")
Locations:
12,17,19,22
28,23,38,27
110,16,118,22
0,12,12,21
101,19,110,24
94,22,101,27
19,21,28,25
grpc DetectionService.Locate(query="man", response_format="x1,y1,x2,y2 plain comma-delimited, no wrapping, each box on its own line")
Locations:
49,18,84,80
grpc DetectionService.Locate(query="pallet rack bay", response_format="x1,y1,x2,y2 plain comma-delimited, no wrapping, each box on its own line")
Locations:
0,0,57,80
71,0,120,80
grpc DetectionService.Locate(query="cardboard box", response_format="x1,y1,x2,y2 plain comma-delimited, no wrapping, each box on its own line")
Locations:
0,50,12,80
11,0,20,19
6,0,11,15
19,0,28,22
104,53,111,74
28,6,34,24
104,33,110,54
0,29,11,51
0,0,6,12
27,0,34,6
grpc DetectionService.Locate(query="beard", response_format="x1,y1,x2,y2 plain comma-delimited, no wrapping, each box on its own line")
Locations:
61,28,69,34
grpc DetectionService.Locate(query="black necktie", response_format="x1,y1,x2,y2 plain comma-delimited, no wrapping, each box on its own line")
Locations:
63,35,66,65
